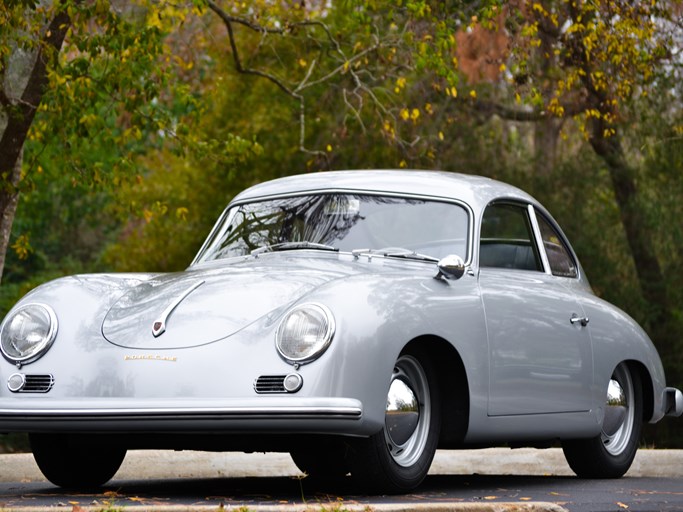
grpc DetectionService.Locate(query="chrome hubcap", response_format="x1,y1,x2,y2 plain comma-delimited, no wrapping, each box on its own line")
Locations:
384,355,430,467
386,379,420,446
602,365,634,456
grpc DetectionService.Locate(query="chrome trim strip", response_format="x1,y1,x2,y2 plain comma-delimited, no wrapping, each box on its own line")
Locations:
527,204,552,275
0,406,362,418
152,280,204,337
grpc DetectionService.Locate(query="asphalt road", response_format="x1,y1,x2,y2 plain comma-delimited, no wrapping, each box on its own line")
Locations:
0,449,681,511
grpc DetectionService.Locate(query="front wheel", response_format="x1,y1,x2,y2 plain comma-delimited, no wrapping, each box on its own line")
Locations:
346,350,441,493
562,363,642,478
30,433,127,488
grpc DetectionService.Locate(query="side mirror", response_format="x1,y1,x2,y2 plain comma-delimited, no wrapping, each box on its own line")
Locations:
435,255,465,281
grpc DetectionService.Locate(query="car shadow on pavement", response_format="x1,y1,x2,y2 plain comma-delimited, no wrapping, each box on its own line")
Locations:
1,474,584,508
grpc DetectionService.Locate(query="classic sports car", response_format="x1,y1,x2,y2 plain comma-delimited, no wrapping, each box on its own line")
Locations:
1,170,681,493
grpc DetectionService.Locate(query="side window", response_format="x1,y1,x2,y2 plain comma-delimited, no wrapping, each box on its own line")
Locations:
479,203,542,271
536,213,578,278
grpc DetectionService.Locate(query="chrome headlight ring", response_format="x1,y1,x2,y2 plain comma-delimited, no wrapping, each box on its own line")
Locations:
0,303,58,366
275,303,335,365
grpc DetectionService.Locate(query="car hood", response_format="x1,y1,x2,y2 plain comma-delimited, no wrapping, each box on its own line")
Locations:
101,257,353,349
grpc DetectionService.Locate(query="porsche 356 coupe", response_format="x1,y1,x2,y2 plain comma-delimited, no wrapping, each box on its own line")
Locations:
1,170,681,492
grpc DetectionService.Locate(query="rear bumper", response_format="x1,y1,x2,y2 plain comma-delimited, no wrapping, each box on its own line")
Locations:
664,387,683,417
0,397,367,435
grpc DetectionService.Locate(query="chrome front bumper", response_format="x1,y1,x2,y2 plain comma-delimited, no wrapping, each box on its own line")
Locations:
0,397,367,434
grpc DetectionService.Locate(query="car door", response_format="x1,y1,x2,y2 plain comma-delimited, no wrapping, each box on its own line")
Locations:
479,201,593,416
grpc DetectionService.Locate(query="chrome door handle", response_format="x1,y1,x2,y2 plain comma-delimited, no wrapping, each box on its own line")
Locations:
570,314,589,327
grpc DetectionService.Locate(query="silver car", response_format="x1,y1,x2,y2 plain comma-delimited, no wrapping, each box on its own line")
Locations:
1,170,681,493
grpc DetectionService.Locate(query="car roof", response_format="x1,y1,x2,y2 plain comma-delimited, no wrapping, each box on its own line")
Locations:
231,170,537,212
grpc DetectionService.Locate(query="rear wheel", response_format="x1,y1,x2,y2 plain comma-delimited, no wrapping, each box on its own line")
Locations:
347,350,440,493
562,363,642,478
30,433,126,488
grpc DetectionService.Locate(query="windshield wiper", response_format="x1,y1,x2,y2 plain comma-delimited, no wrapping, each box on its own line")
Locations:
251,241,339,256
352,247,439,263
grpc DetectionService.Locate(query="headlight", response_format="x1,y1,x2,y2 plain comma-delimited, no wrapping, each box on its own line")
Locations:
276,303,334,364
0,303,58,365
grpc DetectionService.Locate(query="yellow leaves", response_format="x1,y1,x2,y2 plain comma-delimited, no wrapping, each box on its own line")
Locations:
175,207,189,221
395,77,407,94
298,58,307,68
469,90,477,99
142,202,168,223
445,86,457,98
147,11,163,30
532,3,548,16
383,120,395,139
425,103,433,115
326,144,333,152
438,131,444,141
590,70,607,92
11,234,32,260
144,1,189,31
124,126,143,141
585,108,602,120
547,98,565,118
79,113,98,127
616,503,629,509
400,108,420,123
399,159,407,168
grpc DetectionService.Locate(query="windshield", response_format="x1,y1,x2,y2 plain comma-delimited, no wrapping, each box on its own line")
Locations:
194,193,469,263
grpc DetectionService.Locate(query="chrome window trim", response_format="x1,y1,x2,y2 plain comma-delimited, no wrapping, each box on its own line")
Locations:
528,205,552,275
478,199,544,273
533,207,580,280
192,188,475,267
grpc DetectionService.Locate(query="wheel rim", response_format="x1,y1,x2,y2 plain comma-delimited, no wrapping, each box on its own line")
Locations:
384,355,431,467
602,365,634,456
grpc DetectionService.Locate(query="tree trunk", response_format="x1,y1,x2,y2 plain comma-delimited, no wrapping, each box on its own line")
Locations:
589,124,671,326
533,118,562,175
0,149,23,281
0,7,72,283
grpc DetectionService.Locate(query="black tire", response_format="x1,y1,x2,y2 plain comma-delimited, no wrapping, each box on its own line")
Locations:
346,349,441,493
30,433,126,488
290,438,350,478
562,363,643,478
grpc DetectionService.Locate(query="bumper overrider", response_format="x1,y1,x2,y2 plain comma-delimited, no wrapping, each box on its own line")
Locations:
664,387,683,417
0,397,365,434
